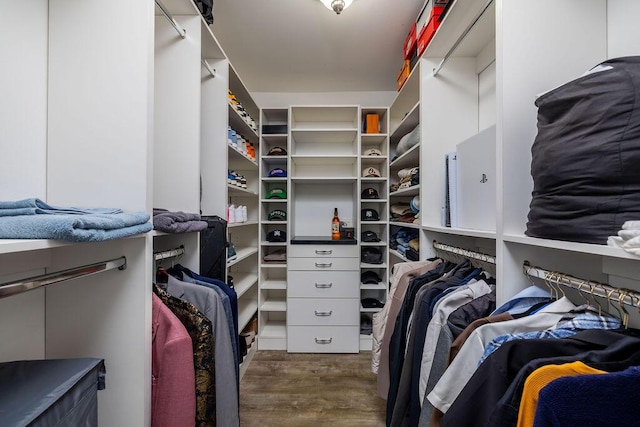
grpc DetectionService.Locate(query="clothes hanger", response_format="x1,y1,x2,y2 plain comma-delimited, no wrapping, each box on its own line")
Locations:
605,287,624,323
617,289,630,329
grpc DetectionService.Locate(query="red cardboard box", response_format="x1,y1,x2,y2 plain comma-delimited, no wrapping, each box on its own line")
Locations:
417,7,443,57
403,23,417,60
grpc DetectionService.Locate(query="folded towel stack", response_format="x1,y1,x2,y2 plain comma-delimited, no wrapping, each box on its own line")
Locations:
0,198,152,242
607,221,640,256
153,209,208,234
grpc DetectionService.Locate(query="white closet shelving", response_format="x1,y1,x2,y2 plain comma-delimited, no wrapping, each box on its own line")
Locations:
400,0,640,316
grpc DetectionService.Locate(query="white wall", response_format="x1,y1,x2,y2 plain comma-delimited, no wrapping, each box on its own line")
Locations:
254,91,397,108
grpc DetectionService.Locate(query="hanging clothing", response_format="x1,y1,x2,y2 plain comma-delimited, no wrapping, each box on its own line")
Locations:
153,285,216,427
152,293,196,427
159,275,239,427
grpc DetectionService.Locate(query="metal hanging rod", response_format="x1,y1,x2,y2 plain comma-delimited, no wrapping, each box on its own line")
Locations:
433,240,496,264
201,59,216,78
433,0,494,77
154,245,185,262
155,0,187,39
523,262,640,308
0,257,127,299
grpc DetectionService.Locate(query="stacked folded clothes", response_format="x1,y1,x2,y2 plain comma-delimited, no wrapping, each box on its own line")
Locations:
390,228,419,260
390,202,416,223
390,167,419,193
153,209,208,233
607,221,640,256
0,198,152,242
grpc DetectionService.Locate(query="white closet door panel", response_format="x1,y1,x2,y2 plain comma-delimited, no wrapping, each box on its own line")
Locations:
47,0,153,212
45,238,151,427
498,0,607,236
0,0,47,200
608,0,640,59
154,15,202,213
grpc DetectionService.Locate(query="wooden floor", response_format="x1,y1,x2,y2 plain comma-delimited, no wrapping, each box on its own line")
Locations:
240,350,387,426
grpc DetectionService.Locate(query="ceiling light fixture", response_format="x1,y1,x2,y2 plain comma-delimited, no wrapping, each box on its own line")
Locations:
320,0,353,15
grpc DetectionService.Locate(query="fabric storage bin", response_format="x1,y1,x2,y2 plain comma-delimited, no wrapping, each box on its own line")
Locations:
0,358,106,426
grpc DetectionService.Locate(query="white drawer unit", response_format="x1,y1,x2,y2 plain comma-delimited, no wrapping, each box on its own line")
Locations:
288,271,359,298
288,298,359,326
287,242,359,353
287,326,360,353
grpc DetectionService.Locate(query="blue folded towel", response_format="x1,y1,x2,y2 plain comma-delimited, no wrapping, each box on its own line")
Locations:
0,198,122,217
0,212,152,242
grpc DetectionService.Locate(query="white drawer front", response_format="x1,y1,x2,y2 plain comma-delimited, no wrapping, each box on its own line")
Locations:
288,257,358,271
288,271,359,298
287,326,360,353
288,298,359,326
289,245,358,258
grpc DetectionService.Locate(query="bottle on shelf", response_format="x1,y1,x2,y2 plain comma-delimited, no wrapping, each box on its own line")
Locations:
332,207,340,240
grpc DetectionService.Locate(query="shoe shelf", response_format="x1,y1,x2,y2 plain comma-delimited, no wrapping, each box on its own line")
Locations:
228,185,258,196
238,298,259,333
260,279,287,290
228,103,258,141
228,145,257,166
361,283,387,291
239,342,258,380
260,299,287,312
232,272,259,298
260,321,286,338
227,246,258,267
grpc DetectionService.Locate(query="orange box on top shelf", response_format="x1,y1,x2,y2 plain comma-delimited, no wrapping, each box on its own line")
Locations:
396,60,411,92
403,23,417,60
417,6,444,57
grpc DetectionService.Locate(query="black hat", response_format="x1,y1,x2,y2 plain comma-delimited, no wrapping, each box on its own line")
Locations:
361,247,383,264
361,188,380,199
361,208,380,221
361,230,381,242
361,271,381,284
267,146,287,156
266,229,287,242
267,209,287,221
361,298,384,308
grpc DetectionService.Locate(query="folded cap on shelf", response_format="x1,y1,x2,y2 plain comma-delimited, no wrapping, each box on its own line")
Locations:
268,167,287,177
364,148,382,156
361,230,381,242
361,297,385,308
263,248,287,262
361,270,382,284
266,187,287,199
410,196,420,213
361,247,383,264
363,167,381,177
361,208,380,221
361,187,380,199
266,229,287,242
267,209,287,221
267,146,287,156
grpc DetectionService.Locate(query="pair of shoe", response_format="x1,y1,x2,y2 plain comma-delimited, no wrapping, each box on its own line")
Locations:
227,170,247,189
227,242,237,263
228,204,248,224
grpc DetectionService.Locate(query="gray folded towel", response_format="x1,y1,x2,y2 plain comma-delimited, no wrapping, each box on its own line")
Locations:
153,209,208,233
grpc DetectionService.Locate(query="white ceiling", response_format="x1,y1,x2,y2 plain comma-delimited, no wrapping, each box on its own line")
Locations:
210,0,426,93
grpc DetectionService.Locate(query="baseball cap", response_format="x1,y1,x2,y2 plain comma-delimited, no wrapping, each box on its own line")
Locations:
361,208,380,221
361,298,384,308
267,146,287,156
361,230,381,242
410,196,420,213
361,247,383,264
268,167,287,177
266,188,287,199
266,229,287,242
364,148,382,156
267,209,287,221
361,188,380,199
361,271,382,284
362,167,381,177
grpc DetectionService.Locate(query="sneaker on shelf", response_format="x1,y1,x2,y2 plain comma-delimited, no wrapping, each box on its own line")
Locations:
228,204,236,224
235,205,244,223
242,205,248,222
227,170,237,186
233,172,247,189
227,242,237,263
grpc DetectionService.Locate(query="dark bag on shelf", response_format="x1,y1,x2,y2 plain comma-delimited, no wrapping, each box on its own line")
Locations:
526,56,640,244
200,215,227,282
194,0,214,24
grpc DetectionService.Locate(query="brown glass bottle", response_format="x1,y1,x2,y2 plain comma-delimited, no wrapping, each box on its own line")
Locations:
331,208,340,240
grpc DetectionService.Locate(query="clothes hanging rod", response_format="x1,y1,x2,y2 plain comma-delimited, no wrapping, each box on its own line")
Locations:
0,257,127,299
523,262,640,308
201,59,216,78
155,0,187,39
154,245,185,262
433,240,496,264
432,0,494,77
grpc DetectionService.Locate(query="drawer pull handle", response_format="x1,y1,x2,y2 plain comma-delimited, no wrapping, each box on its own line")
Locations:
315,262,332,268
315,250,333,255
315,283,333,288
314,310,333,317
314,337,333,344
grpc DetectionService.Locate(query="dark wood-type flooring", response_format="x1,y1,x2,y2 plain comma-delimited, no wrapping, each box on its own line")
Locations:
240,351,386,426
